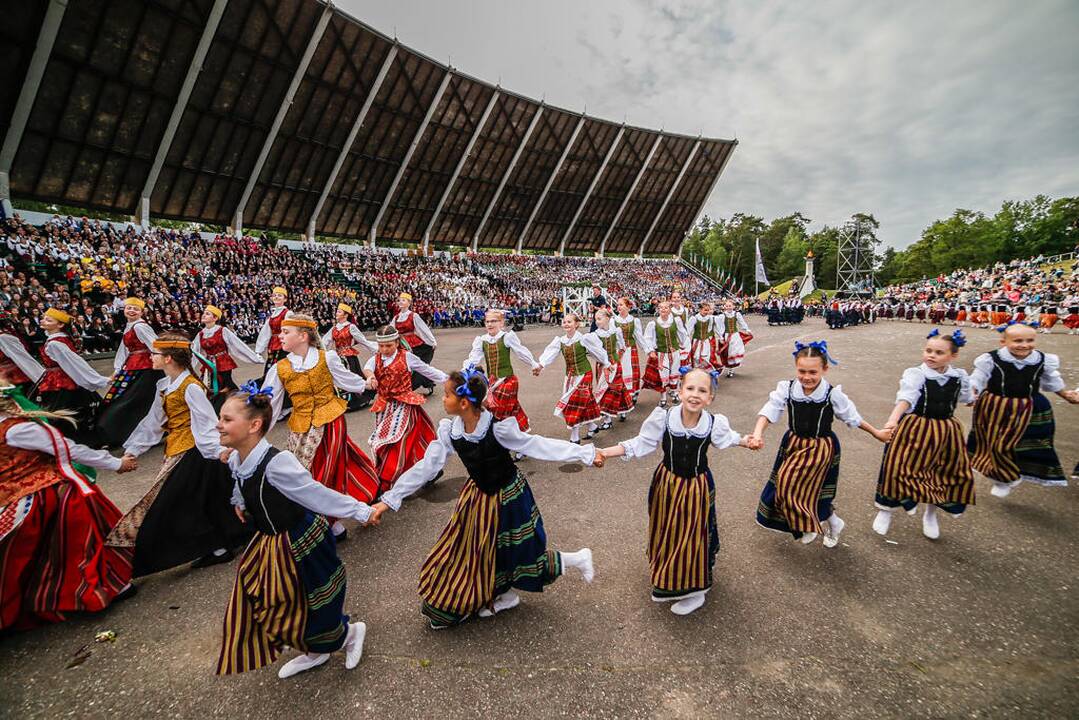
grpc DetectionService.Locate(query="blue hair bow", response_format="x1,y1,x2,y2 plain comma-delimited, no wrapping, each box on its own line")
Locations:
239,379,273,403
455,364,488,403
793,340,840,366
995,320,1038,333
927,328,967,348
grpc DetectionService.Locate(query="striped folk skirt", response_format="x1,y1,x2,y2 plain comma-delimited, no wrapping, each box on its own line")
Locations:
620,346,642,396
876,413,975,514
596,363,634,418
217,513,349,675
648,466,719,600
290,415,381,503
368,400,437,493
642,352,681,393
1,480,133,631
486,375,530,431
756,431,840,539
967,392,1065,486
418,472,562,628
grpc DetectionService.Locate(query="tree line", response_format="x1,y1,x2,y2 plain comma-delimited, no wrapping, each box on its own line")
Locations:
682,194,1078,292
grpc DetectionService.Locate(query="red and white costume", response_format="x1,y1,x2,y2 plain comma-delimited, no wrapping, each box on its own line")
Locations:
685,313,720,369
464,329,539,431
642,317,687,394
717,311,752,369
592,326,634,419
192,325,262,388
612,313,645,397
538,331,609,429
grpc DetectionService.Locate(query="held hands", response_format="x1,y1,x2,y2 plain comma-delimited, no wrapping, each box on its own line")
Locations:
365,377,379,390
532,366,543,377
366,502,390,526
742,435,764,451
873,427,892,443
117,454,138,473
592,450,606,468
234,505,246,523
1060,389,1079,404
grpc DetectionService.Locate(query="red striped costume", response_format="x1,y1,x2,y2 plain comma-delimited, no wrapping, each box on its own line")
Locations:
369,350,436,492
612,314,642,395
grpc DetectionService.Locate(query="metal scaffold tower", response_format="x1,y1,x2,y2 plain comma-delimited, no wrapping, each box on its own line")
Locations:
836,219,875,295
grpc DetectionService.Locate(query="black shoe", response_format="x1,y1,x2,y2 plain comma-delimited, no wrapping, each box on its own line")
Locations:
334,529,348,544
114,584,138,603
190,549,234,569
424,470,444,488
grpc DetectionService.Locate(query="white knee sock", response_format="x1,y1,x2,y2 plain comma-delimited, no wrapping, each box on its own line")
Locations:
570,427,580,442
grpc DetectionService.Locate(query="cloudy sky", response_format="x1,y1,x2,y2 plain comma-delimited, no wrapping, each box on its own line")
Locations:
341,0,1079,249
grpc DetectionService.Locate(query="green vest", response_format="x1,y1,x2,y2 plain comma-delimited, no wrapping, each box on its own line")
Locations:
617,317,637,348
654,322,678,353
723,314,739,335
692,316,714,340
561,340,590,376
600,332,620,364
482,335,514,379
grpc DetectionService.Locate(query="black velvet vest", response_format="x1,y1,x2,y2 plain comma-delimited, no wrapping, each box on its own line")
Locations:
450,418,517,495
986,350,1044,399
239,447,304,535
661,409,713,477
913,375,960,419
787,382,835,438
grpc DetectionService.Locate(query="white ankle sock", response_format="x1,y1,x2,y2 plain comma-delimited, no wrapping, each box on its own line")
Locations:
922,505,940,540
872,509,893,536
570,427,580,442
559,548,594,583
278,652,329,679
331,521,346,536
670,590,707,615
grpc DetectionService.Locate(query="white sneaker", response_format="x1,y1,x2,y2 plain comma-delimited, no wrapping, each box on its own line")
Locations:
277,652,330,679
922,507,940,540
823,515,845,548
343,621,366,670
799,532,818,544
872,510,893,536
990,481,1013,498
478,590,521,617
574,548,595,584
670,592,707,615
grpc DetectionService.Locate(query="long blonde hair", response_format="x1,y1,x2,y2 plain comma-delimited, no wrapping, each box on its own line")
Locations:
0,393,77,427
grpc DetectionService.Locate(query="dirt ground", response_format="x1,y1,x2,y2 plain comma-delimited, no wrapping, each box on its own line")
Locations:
1,317,1077,719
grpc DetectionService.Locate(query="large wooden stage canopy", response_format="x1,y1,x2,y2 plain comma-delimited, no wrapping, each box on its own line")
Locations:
0,0,736,256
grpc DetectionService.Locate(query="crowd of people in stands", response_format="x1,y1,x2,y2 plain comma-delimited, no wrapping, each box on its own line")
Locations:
1,214,720,357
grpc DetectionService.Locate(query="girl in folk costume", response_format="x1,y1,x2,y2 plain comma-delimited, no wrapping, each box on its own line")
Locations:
749,342,889,547
669,289,690,333
967,323,1079,498
94,297,163,449
598,368,758,616
255,286,290,378
0,384,137,631
29,308,109,442
535,313,609,443
873,330,976,540
107,332,249,575
192,304,263,399
371,368,599,629
642,300,688,407
363,325,448,493
0,313,44,395
1063,306,1079,334
685,300,719,370
592,309,634,428
1036,305,1058,333
262,313,381,539
612,297,644,403
321,302,377,412
716,299,752,378
955,305,969,327
463,309,539,452
216,389,379,679
394,292,439,393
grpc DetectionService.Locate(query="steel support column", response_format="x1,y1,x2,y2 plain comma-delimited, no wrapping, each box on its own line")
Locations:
638,137,699,257
0,0,68,217
138,0,228,227
232,2,333,238
306,44,397,240
421,88,499,251
598,133,662,258
471,104,544,251
514,112,585,254
369,69,452,248
557,125,623,257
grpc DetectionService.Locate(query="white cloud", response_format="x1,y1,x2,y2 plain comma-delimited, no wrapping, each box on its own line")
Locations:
340,0,1079,248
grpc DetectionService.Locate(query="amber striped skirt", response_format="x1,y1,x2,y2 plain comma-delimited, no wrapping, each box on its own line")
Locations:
217,513,349,675
648,466,718,600
967,392,1064,486
419,472,561,628
876,413,974,514
756,431,840,538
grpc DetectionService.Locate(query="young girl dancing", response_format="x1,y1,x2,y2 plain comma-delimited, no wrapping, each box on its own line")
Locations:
642,300,687,407
192,304,263,398
321,302,377,411
598,367,757,616
0,320,43,395
611,297,644,404
749,341,888,547
216,388,380,679
873,329,975,539
393,292,439,393
255,286,290,378
968,323,1078,497
372,367,599,629
464,309,539,448
94,297,162,448
31,307,108,440
0,384,136,631
535,313,609,443
108,332,249,575
685,300,719,369
593,309,634,427
363,325,448,493
716,299,752,377
262,313,381,538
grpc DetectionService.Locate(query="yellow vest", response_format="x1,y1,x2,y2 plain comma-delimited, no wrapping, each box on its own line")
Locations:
161,375,204,457
277,350,347,434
